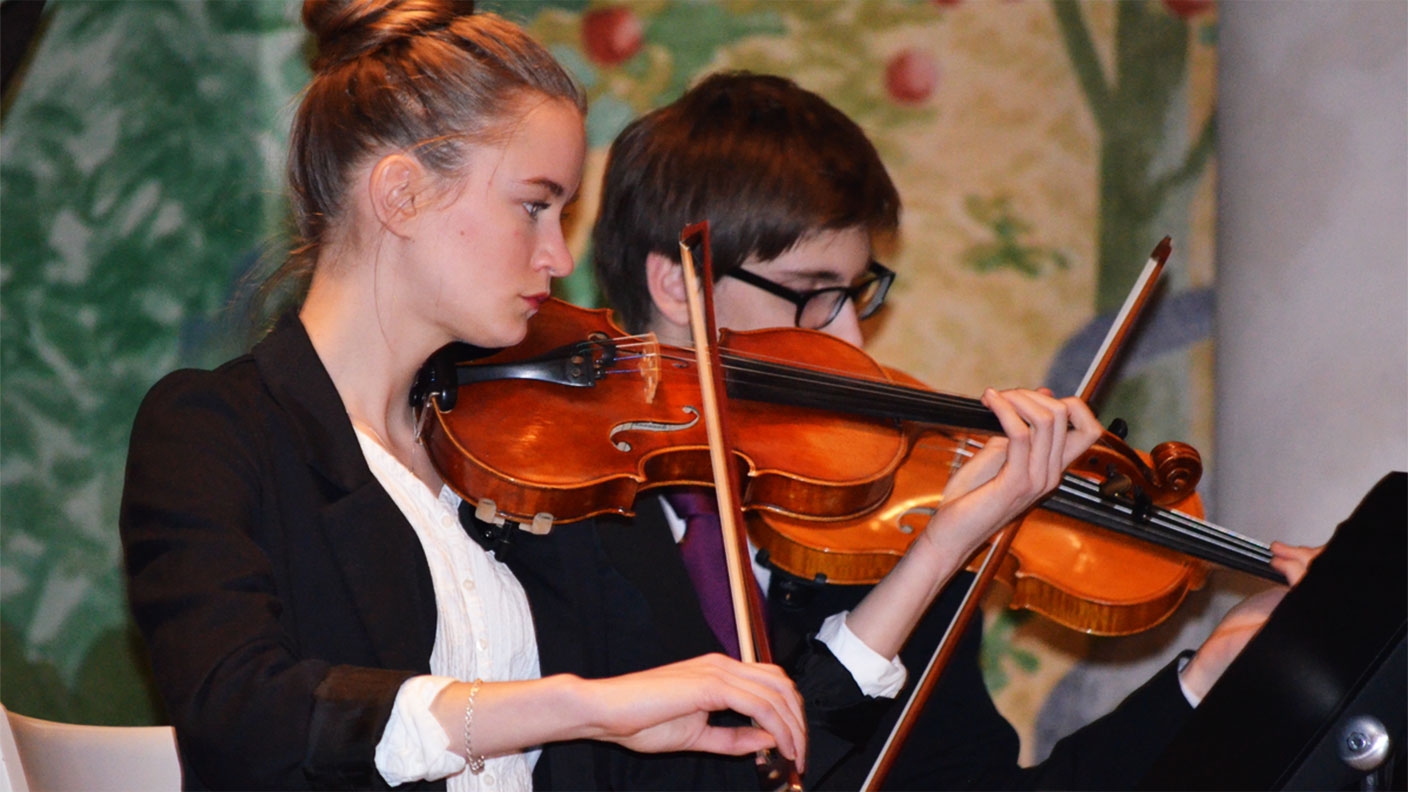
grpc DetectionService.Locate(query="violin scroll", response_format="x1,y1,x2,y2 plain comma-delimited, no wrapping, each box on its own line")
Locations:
1078,432,1203,508
1150,440,1202,494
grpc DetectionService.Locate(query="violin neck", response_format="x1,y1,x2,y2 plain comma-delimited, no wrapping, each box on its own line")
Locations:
722,355,1006,433
1048,474,1284,582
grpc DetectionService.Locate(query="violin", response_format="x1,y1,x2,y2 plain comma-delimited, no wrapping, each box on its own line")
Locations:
750,423,1275,636
412,296,910,532
745,370,1285,637
410,297,1281,612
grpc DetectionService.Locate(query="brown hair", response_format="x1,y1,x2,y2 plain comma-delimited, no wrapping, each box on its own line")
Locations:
592,71,900,332
269,0,584,308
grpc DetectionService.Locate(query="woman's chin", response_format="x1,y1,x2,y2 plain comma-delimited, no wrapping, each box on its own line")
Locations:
461,318,530,351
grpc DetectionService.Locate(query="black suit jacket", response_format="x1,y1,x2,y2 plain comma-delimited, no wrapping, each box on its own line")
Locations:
121,315,443,790
502,495,876,791
528,495,1197,790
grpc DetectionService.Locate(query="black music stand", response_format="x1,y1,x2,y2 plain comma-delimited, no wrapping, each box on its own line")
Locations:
1140,472,1406,791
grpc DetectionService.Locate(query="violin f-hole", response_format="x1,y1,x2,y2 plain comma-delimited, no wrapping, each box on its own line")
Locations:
608,406,701,452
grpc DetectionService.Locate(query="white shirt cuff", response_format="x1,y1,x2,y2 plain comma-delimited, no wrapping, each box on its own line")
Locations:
375,675,466,786
1174,652,1203,708
816,611,907,698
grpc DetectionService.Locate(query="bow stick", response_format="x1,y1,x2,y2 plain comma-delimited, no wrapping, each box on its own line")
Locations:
861,236,1173,791
679,221,804,792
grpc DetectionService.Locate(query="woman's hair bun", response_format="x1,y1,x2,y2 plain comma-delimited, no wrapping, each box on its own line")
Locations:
303,0,477,72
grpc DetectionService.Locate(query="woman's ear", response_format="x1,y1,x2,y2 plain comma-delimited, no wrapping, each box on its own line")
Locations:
367,154,425,237
644,251,690,330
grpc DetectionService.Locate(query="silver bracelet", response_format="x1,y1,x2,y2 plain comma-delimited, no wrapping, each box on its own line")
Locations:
463,679,486,774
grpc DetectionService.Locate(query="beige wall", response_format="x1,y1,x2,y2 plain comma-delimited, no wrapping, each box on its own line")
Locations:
1215,0,1407,545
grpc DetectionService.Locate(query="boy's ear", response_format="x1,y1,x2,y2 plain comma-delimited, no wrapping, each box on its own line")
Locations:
644,251,690,330
367,154,425,237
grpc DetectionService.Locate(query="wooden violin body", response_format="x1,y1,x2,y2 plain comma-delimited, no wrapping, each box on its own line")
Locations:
417,298,908,527
749,427,1211,636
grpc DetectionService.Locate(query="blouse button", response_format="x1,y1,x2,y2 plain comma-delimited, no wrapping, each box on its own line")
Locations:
462,578,475,591
477,637,489,651
482,774,495,786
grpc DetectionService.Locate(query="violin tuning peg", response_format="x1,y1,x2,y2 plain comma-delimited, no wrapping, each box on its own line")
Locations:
1107,417,1129,440
1099,473,1135,500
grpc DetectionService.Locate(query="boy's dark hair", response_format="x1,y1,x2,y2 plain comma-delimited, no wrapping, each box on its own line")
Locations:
592,72,901,331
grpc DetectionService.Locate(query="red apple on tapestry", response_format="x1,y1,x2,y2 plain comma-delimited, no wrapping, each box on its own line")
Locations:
582,6,643,66
1163,0,1213,19
885,49,938,104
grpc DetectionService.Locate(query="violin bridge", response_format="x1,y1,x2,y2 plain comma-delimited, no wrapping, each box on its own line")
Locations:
639,332,661,403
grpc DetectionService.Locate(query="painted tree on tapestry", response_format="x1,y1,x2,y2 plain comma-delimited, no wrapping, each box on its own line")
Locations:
1048,0,1218,453
1055,0,1217,312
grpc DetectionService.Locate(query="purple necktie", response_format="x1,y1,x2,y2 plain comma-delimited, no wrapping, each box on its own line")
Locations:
666,490,759,659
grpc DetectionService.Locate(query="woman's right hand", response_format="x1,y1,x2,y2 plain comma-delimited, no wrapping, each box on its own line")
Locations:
577,654,808,770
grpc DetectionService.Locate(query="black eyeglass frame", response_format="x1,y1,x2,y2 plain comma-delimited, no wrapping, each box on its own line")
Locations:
723,260,895,329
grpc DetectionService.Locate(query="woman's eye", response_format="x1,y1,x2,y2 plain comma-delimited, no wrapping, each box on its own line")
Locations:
524,201,550,220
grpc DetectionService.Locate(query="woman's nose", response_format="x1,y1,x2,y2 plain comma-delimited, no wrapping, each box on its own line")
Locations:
539,230,575,278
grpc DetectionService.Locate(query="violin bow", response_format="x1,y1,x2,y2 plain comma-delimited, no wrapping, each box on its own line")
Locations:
679,221,804,792
860,237,1172,791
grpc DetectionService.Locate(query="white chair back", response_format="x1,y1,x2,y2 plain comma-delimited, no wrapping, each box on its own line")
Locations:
3,706,180,792
0,705,30,792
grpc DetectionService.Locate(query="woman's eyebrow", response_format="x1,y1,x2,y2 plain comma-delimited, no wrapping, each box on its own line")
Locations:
522,176,566,197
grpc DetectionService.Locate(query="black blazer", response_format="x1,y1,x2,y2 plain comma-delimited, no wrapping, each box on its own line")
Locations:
500,495,876,791
532,496,1198,790
121,315,442,790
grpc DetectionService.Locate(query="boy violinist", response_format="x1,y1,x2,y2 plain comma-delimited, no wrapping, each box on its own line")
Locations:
510,71,1318,789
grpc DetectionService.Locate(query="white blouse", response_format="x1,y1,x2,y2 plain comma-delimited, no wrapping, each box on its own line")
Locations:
355,427,540,792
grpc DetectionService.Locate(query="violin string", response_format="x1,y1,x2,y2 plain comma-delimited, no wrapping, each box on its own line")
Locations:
1051,478,1276,572
721,353,987,410
911,431,1274,570
878,432,1274,572
599,344,992,432
559,338,958,419
602,338,992,416
1047,486,1276,576
1056,475,1273,558
598,341,999,436
606,354,998,432
600,345,964,415
907,429,1272,564
1043,491,1277,579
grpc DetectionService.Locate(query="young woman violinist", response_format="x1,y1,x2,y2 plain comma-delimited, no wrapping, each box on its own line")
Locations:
118,4,805,789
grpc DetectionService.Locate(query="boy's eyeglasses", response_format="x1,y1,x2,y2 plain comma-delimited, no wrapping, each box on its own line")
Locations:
723,260,895,330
